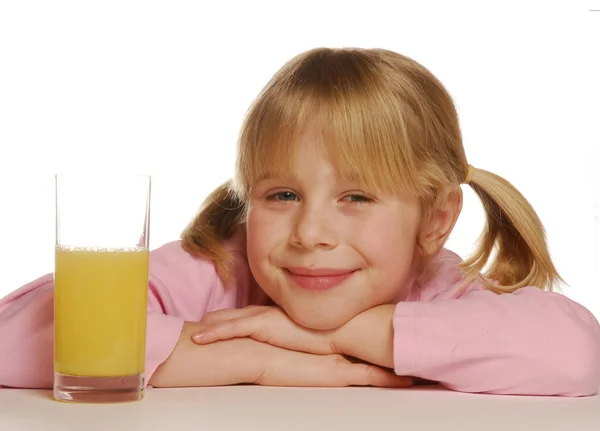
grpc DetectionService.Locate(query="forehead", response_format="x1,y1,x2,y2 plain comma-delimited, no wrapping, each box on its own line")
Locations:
256,132,361,184
237,102,418,199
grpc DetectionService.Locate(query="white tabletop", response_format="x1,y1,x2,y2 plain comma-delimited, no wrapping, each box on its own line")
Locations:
1,385,599,431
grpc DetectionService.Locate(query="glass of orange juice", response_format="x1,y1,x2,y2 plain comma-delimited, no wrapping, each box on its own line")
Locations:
53,173,151,403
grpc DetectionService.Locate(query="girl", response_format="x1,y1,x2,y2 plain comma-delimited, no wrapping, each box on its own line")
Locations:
1,47,599,396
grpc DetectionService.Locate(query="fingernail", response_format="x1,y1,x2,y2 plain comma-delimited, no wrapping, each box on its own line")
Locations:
192,332,204,340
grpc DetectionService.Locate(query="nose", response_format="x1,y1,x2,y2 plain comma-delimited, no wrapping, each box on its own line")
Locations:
289,205,337,250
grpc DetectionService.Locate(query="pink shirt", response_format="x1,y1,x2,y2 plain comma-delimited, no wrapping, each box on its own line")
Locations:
1,233,599,396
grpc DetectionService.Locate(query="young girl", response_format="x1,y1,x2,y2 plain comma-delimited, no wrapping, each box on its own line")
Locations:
1,47,599,396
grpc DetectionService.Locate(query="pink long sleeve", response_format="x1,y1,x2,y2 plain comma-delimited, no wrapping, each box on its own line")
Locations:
394,250,600,396
0,239,255,389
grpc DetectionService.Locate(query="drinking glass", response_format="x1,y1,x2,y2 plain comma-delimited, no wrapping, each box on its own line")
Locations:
53,173,151,403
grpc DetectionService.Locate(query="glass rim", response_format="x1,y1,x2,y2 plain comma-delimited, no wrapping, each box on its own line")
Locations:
54,173,152,179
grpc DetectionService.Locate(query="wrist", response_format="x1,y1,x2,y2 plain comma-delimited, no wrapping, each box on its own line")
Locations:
335,304,397,369
151,321,271,387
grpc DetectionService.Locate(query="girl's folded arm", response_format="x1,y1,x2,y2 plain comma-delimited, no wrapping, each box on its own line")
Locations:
392,286,600,396
0,274,57,388
0,241,244,389
0,273,186,389
149,320,267,388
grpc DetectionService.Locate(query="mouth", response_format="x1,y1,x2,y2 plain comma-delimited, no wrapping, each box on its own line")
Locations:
282,267,358,291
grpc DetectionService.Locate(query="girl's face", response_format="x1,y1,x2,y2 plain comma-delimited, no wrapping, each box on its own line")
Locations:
245,136,423,330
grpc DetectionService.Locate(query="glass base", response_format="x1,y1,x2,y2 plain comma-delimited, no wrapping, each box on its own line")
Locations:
53,372,144,403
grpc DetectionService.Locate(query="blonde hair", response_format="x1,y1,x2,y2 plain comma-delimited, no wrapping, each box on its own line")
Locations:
181,47,563,293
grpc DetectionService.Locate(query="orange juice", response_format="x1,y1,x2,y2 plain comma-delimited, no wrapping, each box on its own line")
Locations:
54,245,149,377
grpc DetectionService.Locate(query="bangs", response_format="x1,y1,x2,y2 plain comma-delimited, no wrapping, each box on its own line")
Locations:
234,48,431,200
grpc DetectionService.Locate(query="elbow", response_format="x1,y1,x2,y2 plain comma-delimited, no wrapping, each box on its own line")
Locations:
484,332,600,397
534,295,600,397
486,321,600,397
534,309,600,397
0,325,54,389
554,330,600,397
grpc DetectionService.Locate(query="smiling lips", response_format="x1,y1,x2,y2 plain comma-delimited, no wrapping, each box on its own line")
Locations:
283,267,358,291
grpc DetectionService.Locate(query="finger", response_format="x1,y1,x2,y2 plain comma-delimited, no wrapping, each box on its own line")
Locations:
256,350,413,389
192,316,263,344
200,309,244,325
347,362,413,388
200,306,265,325
412,377,438,386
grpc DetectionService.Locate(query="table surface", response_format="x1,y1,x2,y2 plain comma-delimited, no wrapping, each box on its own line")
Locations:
1,385,599,431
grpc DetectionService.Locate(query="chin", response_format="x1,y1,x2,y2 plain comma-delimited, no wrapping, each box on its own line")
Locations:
286,306,356,331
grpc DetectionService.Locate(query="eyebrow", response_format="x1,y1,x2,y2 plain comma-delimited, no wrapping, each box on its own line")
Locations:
254,171,295,182
254,172,367,189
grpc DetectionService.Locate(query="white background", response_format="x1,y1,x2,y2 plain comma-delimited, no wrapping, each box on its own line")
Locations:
0,1,598,317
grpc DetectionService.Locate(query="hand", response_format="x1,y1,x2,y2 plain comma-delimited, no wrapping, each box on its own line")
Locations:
192,305,338,355
255,344,413,388
192,304,398,370
152,321,412,389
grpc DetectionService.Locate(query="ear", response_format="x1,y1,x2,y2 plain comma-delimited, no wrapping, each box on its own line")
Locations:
417,187,463,257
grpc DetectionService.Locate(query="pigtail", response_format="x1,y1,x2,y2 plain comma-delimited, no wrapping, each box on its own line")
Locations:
180,180,245,284
459,167,564,293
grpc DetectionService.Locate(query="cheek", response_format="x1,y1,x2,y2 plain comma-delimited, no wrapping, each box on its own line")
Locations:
353,209,417,256
246,208,269,259
245,206,288,264
358,229,416,269
245,207,289,300
353,214,419,292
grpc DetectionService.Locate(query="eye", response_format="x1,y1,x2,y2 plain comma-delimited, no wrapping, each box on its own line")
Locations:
341,194,373,204
266,191,299,202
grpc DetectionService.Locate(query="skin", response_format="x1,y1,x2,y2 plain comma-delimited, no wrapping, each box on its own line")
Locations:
150,319,412,388
245,132,459,331
154,133,462,387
